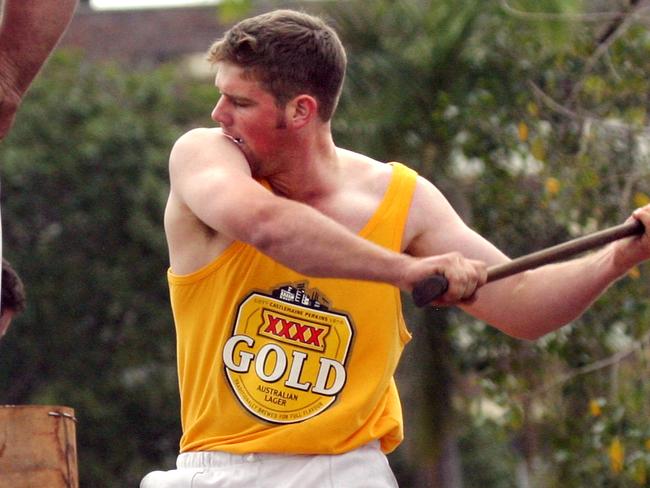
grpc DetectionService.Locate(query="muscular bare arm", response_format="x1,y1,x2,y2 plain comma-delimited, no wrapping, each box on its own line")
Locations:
165,129,485,297
405,176,650,339
0,0,78,138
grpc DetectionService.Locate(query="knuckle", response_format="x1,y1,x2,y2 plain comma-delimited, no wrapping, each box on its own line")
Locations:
444,251,462,263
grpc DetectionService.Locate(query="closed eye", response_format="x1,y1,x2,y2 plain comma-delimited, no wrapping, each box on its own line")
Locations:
224,94,253,108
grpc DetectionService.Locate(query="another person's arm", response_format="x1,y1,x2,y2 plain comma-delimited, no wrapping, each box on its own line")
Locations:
0,0,78,138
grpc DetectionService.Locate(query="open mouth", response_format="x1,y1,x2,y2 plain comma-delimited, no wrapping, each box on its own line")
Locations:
223,131,244,146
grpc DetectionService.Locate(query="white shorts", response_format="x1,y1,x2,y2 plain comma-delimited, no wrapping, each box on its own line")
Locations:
140,441,398,488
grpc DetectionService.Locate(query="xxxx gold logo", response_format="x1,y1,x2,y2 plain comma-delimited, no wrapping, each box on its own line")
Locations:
224,283,354,424
258,310,328,352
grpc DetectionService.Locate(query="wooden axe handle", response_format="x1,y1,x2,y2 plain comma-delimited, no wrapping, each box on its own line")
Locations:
412,219,645,307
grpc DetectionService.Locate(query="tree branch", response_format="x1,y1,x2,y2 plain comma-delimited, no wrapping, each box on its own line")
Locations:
500,0,631,22
520,329,650,401
568,0,650,105
528,80,650,136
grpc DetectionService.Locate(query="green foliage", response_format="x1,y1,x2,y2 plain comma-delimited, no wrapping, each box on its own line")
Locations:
0,52,214,487
218,0,254,23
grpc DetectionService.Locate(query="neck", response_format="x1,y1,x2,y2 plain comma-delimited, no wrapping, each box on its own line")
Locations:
264,123,341,201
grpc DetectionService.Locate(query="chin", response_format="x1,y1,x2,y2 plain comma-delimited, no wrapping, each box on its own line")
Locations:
241,150,262,174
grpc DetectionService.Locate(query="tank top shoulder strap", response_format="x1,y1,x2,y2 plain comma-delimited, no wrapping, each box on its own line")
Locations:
361,162,418,251
386,162,418,228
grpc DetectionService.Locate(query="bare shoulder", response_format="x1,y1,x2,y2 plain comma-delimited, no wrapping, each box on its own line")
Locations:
170,127,247,174
410,173,455,210
337,148,394,195
404,173,511,269
402,171,472,254
171,126,229,149
337,151,445,214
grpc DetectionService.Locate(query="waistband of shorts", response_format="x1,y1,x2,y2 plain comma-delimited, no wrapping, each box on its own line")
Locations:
177,441,381,469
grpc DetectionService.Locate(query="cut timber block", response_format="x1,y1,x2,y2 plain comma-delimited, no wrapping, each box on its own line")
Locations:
0,405,78,488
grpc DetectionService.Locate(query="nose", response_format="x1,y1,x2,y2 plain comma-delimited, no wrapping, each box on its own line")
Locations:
211,95,231,126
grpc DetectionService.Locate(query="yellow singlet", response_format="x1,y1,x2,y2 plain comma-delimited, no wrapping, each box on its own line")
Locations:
168,162,418,455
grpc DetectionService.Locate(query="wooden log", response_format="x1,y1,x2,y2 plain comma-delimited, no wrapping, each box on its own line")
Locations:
0,405,78,488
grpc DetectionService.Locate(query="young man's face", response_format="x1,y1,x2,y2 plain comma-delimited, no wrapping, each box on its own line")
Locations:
211,62,289,169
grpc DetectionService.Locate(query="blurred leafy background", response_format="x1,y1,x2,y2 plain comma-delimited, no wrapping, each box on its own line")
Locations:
2,0,650,486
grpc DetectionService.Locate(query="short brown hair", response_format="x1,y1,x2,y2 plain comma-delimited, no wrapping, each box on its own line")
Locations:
208,9,347,121
1,259,25,315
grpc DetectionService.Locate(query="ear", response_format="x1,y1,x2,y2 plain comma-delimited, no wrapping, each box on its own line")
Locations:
287,95,318,129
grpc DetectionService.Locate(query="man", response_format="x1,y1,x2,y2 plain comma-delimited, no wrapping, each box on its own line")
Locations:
0,0,78,302
0,258,25,338
142,9,650,487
